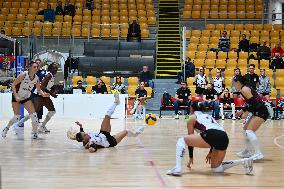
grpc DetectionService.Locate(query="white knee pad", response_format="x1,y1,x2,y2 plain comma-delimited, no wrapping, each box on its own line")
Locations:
29,113,39,133
47,111,56,118
177,137,186,149
211,164,224,173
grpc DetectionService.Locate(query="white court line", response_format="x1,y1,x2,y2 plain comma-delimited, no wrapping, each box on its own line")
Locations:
274,135,284,149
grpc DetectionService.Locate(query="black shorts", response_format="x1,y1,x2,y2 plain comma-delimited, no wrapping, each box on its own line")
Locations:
12,94,32,104
253,104,269,121
100,130,118,147
200,129,229,151
195,87,205,95
260,92,269,96
233,92,241,96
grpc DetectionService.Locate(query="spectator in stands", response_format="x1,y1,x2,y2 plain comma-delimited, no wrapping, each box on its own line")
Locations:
271,42,284,69
139,65,154,88
257,40,271,60
130,82,148,119
1,29,5,35
64,0,76,17
238,34,250,52
73,80,86,94
92,79,108,94
176,57,195,84
173,81,191,119
218,31,230,52
86,0,95,10
213,69,224,96
219,88,236,120
194,67,207,97
127,20,141,42
231,68,241,98
44,4,55,22
55,1,64,15
203,83,220,119
257,69,271,98
111,76,126,94
244,64,259,90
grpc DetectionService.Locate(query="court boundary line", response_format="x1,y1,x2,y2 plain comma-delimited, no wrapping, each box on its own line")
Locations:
274,134,284,149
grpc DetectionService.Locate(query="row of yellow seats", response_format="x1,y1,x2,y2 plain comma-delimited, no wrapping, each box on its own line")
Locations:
188,36,280,44
184,4,263,12
206,24,280,31
187,51,253,60
72,76,139,87
2,26,149,38
75,9,155,17
184,0,262,6
186,30,284,38
190,59,270,70
183,11,263,19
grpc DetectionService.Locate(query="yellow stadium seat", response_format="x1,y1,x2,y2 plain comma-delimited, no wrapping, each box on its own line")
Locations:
199,37,209,44
215,59,226,69
201,11,209,18
201,30,211,37
196,51,206,59
273,24,282,31
254,24,263,31
52,28,61,36
276,70,284,78
190,36,199,44
187,77,195,88
265,69,273,79
141,29,149,38
210,11,218,19
238,51,249,59
225,24,234,31
205,59,215,69
22,27,32,37
194,59,205,68
250,36,259,44
128,77,139,87
198,44,208,51
30,2,38,9
259,60,269,69
270,88,277,99
12,27,21,36
218,52,227,60
275,78,284,89
72,27,81,37
187,44,197,51
228,52,238,59
224,68,235,78
206,24,215,30
21,2,30,8
227,59,237,69
43,28,52,37
238,59,247,69
18,8,28,15
86,76,97,86
207,51,216,59
91,28,100,38
249,59,259,68
211,31,220,38
191,30,201,38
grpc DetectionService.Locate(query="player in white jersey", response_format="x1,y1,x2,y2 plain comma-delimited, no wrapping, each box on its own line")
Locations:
13,63,59,133
70,93,144,153
213,69,224,96
166,100,253,176
2,61,49,139
194,67,207,96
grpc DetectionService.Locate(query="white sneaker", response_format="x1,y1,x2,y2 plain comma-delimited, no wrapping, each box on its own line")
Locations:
237,149,253,158
38,124,50,134
114,92,120,105
175,114,179,119
243,158,253,175
222,116,225,120
2,127,9,138
232,117,236,120
166,166,182,176
127,126,145,137
251,153,264,161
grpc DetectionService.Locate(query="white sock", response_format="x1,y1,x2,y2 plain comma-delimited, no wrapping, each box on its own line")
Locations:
231,103,236,118
246,130,262,154
30,113,39,134
220,103,224,119
212,159,245,173
106,103,118,117
242,130,253,153
131,100,139,114
175,137,186,170
41,111,56,127
13,115,30,128
7,115,21,128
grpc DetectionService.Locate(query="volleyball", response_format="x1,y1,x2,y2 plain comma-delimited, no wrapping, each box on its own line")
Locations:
145,113,157,126
67,127,77,140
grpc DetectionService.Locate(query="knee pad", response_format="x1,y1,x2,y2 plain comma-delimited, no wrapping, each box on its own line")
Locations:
211,164,224,173
47,111,56,117
13,115,21,122
29,113,39,125
245,130,257,141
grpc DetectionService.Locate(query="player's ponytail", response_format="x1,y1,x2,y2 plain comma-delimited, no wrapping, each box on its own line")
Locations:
233,75,246,85
191,100,206,112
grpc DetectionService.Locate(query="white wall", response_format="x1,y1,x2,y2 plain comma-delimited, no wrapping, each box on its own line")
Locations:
269,0,283,24
0,94,127,119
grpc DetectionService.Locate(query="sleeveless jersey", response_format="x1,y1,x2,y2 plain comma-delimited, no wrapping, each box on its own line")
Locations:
17,71,39,100
241,86,262,104
213,77,224,94
89,132,110,148
45,72,55,91
196,74,207,89
193,111,224,133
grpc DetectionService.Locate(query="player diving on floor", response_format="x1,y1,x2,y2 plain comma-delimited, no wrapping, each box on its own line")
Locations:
67,93,144,153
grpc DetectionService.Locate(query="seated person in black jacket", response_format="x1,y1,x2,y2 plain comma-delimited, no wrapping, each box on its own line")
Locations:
64,0,75,16
139,66,154,88
55,1,64,15
92,79,108,94
257,40,271,60
176,57,195,84
238,34,250,52
127,20,141,42
73,80,86,94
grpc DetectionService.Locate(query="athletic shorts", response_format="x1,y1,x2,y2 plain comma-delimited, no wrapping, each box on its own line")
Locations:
233,92,241,96
260,92,269,96
12,94,32,104
200,129,229,151
100,130,117,147
252,103,269,121
195,87,205,95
